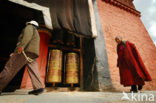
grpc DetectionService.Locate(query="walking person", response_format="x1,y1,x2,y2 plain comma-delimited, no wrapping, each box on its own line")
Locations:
115,36,152,92
0,20,44,95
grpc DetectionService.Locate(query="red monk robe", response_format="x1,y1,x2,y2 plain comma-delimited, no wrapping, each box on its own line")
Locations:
117,41,152,87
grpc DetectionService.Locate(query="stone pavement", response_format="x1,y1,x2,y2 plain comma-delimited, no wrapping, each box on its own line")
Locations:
0,90,156,103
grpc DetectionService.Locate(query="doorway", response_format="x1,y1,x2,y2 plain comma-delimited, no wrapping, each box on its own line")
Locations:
0,0,44,92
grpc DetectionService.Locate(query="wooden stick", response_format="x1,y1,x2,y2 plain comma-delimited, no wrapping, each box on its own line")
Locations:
71,84,74,88
53,83,55,87
80,37,83,90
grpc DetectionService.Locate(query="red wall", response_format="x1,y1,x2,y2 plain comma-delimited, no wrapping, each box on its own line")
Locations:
97,0,156,91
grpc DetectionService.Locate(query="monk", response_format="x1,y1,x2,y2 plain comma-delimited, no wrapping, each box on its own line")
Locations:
115,36,152,92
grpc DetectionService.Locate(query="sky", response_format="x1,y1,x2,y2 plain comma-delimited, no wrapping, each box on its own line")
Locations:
133,0,156,46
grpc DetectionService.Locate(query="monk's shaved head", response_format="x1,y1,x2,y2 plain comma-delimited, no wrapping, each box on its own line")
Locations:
115,36,122,40
115,36,122,44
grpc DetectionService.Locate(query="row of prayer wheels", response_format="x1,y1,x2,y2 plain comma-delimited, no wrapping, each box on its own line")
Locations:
46,49,79,87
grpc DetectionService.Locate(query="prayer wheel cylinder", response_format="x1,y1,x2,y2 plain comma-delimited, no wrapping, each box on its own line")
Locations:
47,49,62,83
65,52,79,84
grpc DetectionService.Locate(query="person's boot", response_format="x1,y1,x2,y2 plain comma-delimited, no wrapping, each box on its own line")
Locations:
138,85,143,90
130,85,138,93
28,88,44,95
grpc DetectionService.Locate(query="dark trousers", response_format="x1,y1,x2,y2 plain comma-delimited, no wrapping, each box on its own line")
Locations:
0,53,43,91
131,85,143,91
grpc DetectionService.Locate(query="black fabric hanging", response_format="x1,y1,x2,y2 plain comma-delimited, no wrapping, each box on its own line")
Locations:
25,0,93,38
50,0,92,37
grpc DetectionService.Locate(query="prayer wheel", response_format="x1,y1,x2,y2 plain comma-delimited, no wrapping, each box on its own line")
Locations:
47,49,63,84
65,52,79,85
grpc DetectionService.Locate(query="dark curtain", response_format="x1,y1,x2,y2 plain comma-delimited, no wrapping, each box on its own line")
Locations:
25,0,92,37
83,38,99,90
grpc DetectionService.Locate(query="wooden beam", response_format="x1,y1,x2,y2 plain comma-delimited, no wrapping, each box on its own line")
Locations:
80,37,83,90
49,44,80,52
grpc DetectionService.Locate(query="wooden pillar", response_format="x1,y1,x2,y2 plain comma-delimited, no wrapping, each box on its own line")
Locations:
80,37,83,90
20,28,51,89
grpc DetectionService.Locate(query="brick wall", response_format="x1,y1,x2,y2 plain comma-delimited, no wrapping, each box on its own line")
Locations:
97,0,156,91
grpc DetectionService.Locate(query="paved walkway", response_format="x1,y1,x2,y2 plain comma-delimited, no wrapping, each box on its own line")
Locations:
0,90,156,103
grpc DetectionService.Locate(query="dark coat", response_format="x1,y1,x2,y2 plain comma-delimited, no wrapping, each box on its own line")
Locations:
15,25,40,57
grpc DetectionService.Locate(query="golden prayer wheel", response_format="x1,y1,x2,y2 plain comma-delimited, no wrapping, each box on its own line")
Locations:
65,52,79,85
47,49,63,84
